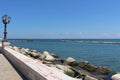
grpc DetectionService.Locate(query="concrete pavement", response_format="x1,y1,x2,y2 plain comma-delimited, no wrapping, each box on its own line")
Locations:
0,53,23,80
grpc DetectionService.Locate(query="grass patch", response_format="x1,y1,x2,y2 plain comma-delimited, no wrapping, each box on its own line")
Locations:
65,71,75,77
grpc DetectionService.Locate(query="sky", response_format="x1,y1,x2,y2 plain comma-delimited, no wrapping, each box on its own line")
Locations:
0,0,120,39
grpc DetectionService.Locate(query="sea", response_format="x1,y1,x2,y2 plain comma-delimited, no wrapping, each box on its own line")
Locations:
10,39,120,72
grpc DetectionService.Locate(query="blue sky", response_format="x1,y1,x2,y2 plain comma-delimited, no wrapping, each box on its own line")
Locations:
0,0,120,39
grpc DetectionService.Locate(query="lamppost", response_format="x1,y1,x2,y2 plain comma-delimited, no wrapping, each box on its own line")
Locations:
2,14,11,42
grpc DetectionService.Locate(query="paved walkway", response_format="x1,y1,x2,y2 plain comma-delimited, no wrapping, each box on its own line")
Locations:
0,53,23,80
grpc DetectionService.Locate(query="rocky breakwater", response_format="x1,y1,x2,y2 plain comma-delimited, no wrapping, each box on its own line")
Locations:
10,46,117,80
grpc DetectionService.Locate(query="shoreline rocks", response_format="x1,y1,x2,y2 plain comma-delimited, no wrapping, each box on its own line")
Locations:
9,46,117,80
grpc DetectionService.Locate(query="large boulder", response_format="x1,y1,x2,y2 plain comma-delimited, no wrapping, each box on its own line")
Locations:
24,48,30,55
43,51,54,61
24,48,30,53
13,46,20,52
84,63,97,72
69,61,79,66
66,57,75,63
31,50,37,53
19,48,30,55
21,51,27,55
97,66,111,75
55,64,74,75
78,61,89,68
9,46,13,49
30,52,39,59
51,53,59,58
63,57,78,66
39,54,45,60
20,48,26,53
111,73,120,80
27,50,33,55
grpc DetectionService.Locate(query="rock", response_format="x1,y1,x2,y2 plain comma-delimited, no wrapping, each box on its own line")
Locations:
20,48,26,53
24,49,30,55
70,61,79,66
85,75,98,80
26,55,32,58
43,51,49,55
21,51,27,55
43,61,54,67
62,57,78,66
51,53,59,58
13,46,20,52
62,60,69,65
19,48,31,55
97,66,111,75
84,63,97,72
60,59,66,64
31,50,37,53
9,46,13,49
63,61,79,66
24,48,30,52
54,58,61,61
43,51,54,60
66,57,75,63
17,46,21,49
79,61,89,68
39,54,45,60
30,52,39,59
111,73,120,80
56,64,74,74
27,50,32,55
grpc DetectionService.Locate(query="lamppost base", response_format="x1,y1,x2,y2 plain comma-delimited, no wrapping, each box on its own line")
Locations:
3,40,8,42
2,40,10,48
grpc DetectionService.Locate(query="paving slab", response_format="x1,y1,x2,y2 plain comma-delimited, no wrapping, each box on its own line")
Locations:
0,53,23,80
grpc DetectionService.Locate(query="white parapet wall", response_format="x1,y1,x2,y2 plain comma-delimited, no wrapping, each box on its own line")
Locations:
2,47,81,80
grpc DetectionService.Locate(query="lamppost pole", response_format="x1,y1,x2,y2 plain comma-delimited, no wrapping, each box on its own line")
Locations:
2,14,11,42
4,23,7,41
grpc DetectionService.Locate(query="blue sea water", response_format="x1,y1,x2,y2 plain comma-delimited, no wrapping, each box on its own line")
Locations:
10,39,120,72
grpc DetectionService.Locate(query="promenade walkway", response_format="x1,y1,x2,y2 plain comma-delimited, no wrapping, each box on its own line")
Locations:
0,53,23,80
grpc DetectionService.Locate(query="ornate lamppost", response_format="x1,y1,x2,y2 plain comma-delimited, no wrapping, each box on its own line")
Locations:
2,14,11,42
